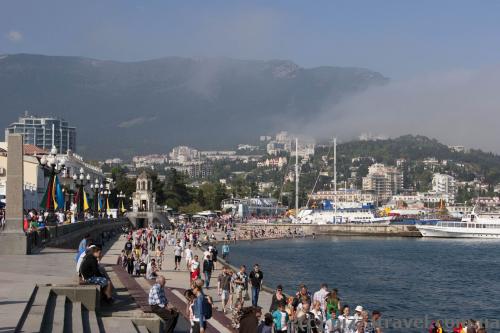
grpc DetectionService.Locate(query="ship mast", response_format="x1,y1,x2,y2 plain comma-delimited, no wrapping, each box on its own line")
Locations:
295,137,299,216
333,137,337,218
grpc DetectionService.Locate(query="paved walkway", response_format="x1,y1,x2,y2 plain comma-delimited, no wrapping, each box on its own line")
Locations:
0,247,78,332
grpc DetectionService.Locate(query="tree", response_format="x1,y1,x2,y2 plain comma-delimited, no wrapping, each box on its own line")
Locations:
179,202,204,214
163,168,192,210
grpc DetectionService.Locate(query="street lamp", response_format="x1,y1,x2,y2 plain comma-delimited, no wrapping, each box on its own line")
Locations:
117,191,126,216
100,188,111,218
90,178,103,218
36,145,66,225
73,167,90,220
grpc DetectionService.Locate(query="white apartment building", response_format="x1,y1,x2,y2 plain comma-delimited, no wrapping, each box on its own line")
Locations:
432,173,457,202
169,146,199,163
362,163,403,203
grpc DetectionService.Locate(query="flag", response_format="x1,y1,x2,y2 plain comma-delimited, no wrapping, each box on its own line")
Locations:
40,180,49,209
55,175,65,209
51,176,58,209
106,197,111,214
121,200,126,213
98,195,103,211
83,191,90,211
40,175,54,209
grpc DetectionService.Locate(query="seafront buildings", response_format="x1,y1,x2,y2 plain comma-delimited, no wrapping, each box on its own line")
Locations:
4,112,76,154
362,163,403,203
0,141,104,210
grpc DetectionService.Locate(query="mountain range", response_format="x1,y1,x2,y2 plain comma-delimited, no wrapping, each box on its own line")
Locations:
0,54,388,158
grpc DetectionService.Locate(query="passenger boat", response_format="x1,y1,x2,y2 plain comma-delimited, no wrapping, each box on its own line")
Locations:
416,209,500,238
296,204,393,225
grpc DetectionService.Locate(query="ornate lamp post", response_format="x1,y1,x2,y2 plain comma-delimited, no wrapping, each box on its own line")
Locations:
100,188,110,218
90,179,103,218
37,146,66,225
72,167,90,220
117,191,126,216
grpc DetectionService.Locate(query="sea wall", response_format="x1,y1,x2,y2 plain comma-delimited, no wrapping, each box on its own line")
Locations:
238,223,422,237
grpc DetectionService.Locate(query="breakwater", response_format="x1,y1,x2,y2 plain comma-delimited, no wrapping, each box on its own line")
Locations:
238,223,421,237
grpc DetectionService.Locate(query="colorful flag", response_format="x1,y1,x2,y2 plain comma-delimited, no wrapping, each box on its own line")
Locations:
55,175,65,209
121,200,126,213
106,197,111,214
83,191,90,211
40,180,49,209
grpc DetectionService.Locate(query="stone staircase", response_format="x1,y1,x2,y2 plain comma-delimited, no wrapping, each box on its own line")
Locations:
15,284,161,333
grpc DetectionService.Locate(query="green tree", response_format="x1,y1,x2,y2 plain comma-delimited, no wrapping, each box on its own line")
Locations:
179,202,204,214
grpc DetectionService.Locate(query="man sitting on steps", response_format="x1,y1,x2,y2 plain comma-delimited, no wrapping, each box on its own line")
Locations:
148,275,179,333
79,246,114,304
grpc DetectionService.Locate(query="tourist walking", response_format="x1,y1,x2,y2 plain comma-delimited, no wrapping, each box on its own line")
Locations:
222,242,230,261
338,305,355,333
148,275,179,333
217,266,233,313
202,255,214,288
173,240,182,270
232,265,249,304
185,244,193,270
272,303,290,333
269,285,287,313
192,285,208,333
249,264,264,307
313,283,329,312
190,255,201,281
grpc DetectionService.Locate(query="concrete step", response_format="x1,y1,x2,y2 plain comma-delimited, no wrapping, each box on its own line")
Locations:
135,325,149,333
102,317,141,333
51,294,67,333
83,307,102,333
18,286,52,333
71,301,84,333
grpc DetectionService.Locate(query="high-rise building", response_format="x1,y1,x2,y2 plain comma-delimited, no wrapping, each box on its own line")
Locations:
362,163,403,203
5,113,76,153
432,173,457,202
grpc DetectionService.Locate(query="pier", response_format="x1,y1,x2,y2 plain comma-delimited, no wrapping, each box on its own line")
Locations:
238,223,422,237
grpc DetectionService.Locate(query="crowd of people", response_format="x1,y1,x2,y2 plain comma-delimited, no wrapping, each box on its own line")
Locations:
73,218,489,333
139,220,383,333
237,226,309,241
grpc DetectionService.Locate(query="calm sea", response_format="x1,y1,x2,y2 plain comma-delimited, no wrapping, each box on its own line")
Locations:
229,236,500,332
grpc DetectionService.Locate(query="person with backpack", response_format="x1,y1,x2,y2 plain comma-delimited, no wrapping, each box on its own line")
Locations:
210,245,219,269
192,285,212,333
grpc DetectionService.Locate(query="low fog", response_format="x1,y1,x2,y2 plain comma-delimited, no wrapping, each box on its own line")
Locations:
303,66,500,152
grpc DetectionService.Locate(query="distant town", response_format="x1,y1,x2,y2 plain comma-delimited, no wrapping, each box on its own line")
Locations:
2,112,500,219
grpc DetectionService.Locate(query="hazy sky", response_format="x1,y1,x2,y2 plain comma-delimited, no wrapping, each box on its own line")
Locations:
1,0,500,78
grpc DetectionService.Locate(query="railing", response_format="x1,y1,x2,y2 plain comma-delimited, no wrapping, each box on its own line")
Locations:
26,218,129,251
437,221,500,229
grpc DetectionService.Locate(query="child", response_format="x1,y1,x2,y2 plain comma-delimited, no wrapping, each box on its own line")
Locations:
272,303,290,333
134,257,141,276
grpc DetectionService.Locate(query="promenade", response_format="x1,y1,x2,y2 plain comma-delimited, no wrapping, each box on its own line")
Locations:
106,234,276,332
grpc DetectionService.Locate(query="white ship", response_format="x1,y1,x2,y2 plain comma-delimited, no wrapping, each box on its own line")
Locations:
297,206,393,225
416,210,500,238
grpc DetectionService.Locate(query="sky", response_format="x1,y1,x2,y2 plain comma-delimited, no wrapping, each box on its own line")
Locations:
1,0,500,152
1,0,500,79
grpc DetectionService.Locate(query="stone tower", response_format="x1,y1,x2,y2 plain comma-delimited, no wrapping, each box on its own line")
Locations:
132,171,156,212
